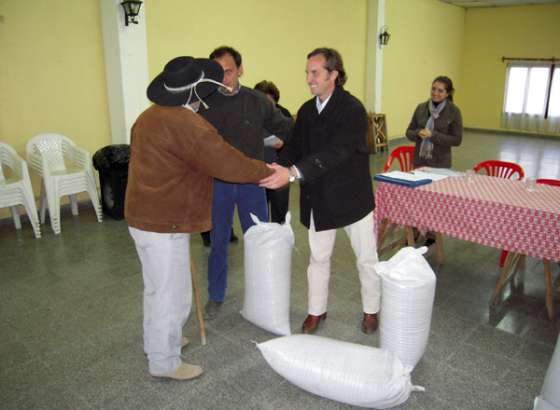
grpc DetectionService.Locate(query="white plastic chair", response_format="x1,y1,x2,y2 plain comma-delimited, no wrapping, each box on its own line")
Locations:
0,142,41,238
26,133,102,234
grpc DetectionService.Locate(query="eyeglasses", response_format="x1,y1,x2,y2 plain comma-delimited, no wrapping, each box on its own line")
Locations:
431,87,446,93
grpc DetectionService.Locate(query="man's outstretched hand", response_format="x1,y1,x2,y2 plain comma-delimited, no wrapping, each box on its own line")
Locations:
259,163,290,189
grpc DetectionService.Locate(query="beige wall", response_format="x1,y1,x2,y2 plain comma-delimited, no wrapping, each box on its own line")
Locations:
0,0,111,156
0,0,369,155
382,0,465,138
145,0,368,114
460,4,560,133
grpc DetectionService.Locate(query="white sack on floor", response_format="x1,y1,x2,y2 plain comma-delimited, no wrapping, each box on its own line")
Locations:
257,335,424,409
375,246,436,369
534,397,559,410
242,212,294,335
534,335,560,410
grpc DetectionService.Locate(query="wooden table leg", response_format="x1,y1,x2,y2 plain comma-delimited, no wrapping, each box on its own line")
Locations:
492,252,514,305
555,263,560,291
435,232,444,266
190,260,207,346
491,252,522,306
405,226,415,246
544,259,555,321
512,255,526,295
378,218,405,255
377,218,389,251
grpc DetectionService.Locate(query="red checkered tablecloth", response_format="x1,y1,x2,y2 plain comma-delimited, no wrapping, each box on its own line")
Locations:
375,174,560,262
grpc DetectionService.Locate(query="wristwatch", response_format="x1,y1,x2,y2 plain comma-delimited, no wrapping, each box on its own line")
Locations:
288,166,298,183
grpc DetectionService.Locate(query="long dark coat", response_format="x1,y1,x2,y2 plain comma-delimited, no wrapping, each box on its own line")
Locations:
279,86,374,232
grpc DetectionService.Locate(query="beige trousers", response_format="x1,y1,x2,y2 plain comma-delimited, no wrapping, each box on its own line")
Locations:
129,227,192,376
307,211,380,315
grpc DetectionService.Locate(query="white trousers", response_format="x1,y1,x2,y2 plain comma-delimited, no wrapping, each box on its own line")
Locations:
129,227,192,376
307,211,380,315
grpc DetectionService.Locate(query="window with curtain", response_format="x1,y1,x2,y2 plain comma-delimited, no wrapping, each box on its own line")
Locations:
502,63,560,134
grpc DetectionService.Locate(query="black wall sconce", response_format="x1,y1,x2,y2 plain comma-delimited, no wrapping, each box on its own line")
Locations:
121,0,143,26
379,26,391,47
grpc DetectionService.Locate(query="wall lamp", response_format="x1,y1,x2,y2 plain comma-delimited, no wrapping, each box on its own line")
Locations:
121,0,143,26
379,26,391,47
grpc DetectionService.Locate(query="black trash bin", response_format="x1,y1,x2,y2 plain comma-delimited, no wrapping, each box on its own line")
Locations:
93,144,130,220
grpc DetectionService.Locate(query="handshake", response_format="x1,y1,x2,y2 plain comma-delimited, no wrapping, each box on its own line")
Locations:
259,163,292,189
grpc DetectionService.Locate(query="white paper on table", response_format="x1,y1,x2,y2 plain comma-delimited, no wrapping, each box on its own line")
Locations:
419,167,464,177
409,171,449,181
378,171,440,182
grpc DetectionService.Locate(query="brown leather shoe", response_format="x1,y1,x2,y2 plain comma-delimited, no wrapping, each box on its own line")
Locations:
361,313,379,334
301,313,327,334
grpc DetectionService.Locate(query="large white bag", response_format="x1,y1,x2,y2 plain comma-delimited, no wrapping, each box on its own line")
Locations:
534,335,560,410
375,246,436,369
241,212,294,335
257,335,423,409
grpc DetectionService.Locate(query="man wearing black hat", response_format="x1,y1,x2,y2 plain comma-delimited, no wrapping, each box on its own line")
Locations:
125,56,272,381
199,46,292,320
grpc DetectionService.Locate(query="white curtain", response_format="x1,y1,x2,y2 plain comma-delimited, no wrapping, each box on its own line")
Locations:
501,112,560,134
501,62,560,135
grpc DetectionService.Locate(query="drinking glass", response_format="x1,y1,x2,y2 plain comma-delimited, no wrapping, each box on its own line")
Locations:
525,178,537,192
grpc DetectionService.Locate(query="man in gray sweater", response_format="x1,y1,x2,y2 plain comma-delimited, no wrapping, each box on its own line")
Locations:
199,46,292,320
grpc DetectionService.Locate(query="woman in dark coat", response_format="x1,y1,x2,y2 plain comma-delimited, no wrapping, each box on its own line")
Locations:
406,76,463,168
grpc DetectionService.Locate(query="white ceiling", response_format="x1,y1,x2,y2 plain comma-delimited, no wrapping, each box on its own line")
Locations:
440,0,560,7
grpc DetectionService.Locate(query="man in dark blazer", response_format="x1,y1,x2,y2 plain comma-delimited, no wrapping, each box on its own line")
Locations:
260,48,380,335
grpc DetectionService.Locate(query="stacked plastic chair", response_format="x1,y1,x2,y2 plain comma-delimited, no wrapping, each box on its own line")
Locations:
0,142,41,238
26,133,102,234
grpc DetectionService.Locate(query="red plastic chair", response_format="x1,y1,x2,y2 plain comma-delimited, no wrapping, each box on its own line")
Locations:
536,178,560,187
383,146,415,172
378,146,417,257
472,161,525,268
473,160,525,180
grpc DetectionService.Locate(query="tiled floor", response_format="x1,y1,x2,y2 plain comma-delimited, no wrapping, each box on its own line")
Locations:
1,130,559,409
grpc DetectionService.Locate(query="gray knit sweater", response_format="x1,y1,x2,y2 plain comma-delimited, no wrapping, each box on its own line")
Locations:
199,86,292,161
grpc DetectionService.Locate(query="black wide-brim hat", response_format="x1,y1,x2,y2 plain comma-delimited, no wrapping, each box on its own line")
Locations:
147,56,224,106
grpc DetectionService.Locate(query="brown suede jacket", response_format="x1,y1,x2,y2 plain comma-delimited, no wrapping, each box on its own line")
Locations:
125,105,272,233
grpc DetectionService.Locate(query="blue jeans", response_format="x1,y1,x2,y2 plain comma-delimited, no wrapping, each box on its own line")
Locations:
208,181,268,302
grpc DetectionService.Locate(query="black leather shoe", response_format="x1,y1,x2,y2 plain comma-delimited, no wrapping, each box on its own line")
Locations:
301,313,327,334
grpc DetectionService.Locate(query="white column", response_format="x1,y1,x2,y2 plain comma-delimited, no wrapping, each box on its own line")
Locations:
100,0,149,144
374,0,385,113
364,0,385,113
